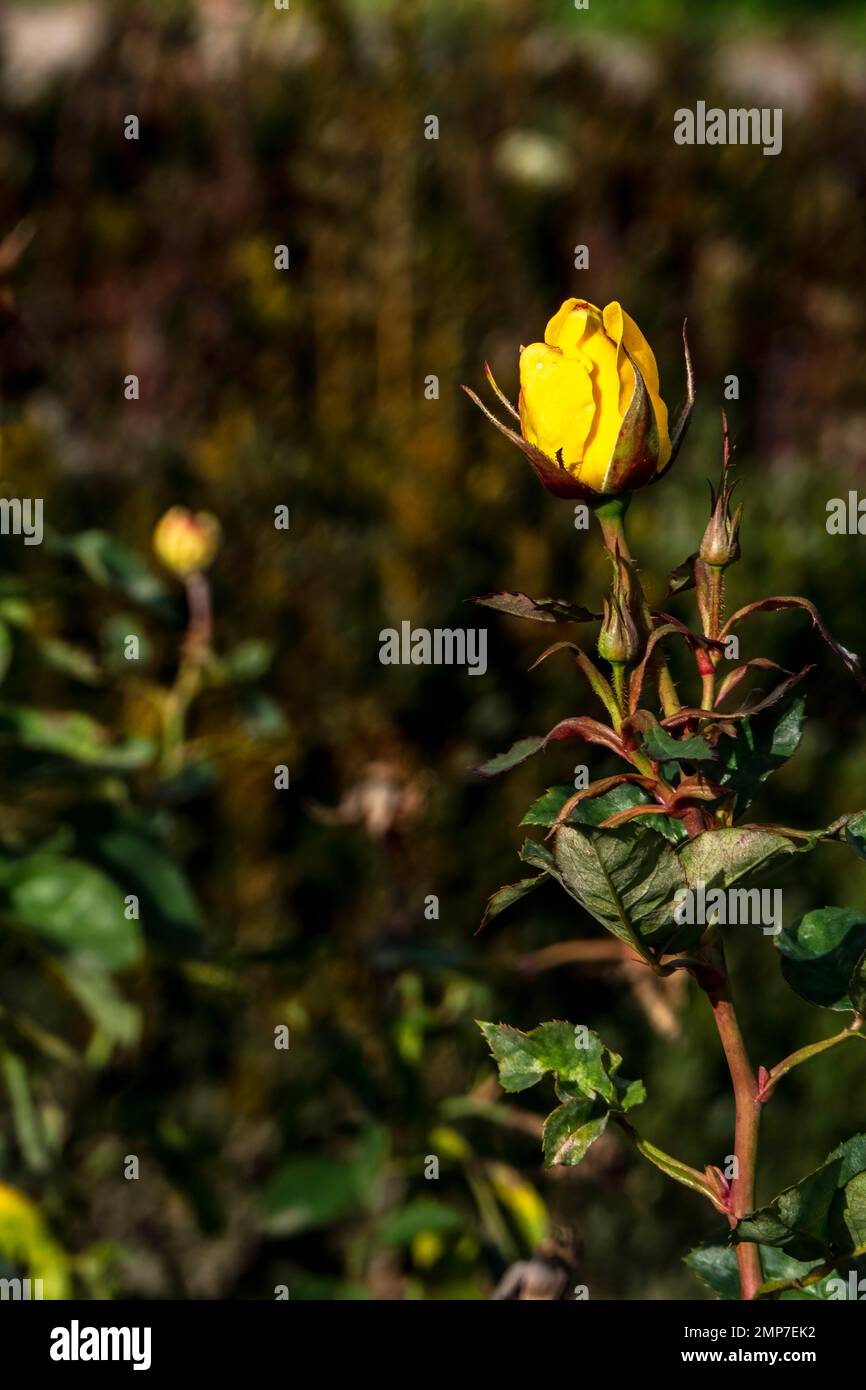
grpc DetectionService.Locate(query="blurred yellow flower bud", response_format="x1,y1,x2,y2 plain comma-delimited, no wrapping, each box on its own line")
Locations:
152,507,221,577
464,298,694,502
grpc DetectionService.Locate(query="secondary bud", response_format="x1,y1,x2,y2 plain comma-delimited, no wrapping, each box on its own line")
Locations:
700,428,742,569
597,545,644,666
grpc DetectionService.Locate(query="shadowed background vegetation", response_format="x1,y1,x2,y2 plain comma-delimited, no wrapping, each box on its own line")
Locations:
1,0,866,1299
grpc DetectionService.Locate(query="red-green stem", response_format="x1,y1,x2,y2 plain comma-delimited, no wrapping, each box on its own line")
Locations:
760,1018,864,1101
704,945,763,1299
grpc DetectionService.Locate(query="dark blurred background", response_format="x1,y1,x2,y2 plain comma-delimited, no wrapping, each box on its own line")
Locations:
1,0,866,1300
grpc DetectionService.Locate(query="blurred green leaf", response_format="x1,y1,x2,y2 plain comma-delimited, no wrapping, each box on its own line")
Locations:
36,637,103,686
261,1130,387,1236
59,530,176,620
0,705,154,771
0,1049,50,1171
376,1200,462,1246
0,854,143,970
224,639,275,682
238,688,287,738
77,812,203,949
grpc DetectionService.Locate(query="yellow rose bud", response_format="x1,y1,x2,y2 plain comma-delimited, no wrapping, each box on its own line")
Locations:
152,507,221,577
463,298,694,502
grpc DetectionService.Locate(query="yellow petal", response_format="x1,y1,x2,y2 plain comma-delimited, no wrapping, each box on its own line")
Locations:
518,342,595,470
543,297,601,365
575,318,624,491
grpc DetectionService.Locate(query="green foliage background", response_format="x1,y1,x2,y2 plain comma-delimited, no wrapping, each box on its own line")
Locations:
0,0,865,1298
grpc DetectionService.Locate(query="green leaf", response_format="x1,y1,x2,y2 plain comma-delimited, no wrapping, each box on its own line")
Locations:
542,1097,608,1167
679,826,798,895
260,1158,366,1236
845,810,866,862
375,1199,462,1246
685,1244,850,1301
0,855,143,970
683,1244,742,1300
720,698,806,816
476,736,545,777
260,1129,387,1236
522,783,686,843
850,949,866,1018
35,637,102,685
553,822,693,956
521,785,576,826
666,553,698,597
614,1075,646,1112
467,592,597,623
479,875,546,932
776,907,866,1011
518,837,555,872
477,1020,616,1102
639,724,714,762
733,1134,866,1262
0,705,154,771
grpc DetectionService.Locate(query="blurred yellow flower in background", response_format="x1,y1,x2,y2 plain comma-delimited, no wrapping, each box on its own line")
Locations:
152,507,221,578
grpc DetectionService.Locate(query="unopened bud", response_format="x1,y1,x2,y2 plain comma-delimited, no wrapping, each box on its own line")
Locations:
597,593,641,665
700,430,742,568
